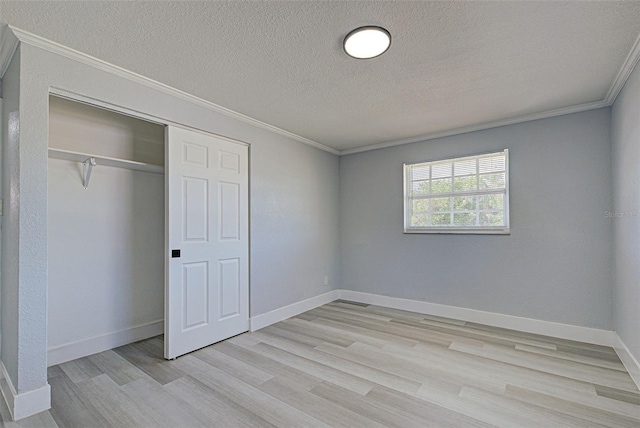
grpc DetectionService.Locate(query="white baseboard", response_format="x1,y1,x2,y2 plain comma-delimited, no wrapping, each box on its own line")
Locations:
0,361,51,421
339,290,614,347
47,320,164,366
614,333,640,390
250,290,341,331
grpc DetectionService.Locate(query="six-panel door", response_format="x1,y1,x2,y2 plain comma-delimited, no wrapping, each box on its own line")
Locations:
165,126,249,359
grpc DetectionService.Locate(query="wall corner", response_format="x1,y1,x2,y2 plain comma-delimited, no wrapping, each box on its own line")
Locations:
0,360,50,421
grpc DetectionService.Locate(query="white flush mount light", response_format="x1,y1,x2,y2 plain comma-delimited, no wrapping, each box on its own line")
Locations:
343,26,391,59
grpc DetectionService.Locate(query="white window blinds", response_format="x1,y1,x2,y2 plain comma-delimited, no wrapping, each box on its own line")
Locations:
404,150,509,234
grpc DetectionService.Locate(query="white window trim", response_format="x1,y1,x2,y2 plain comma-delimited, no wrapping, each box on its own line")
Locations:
403,149,510,234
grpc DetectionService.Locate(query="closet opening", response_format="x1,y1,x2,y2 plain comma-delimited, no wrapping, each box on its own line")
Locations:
47,94,250,366
47,95,166,366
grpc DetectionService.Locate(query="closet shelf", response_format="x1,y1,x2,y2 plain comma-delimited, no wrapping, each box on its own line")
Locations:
48,148,164,174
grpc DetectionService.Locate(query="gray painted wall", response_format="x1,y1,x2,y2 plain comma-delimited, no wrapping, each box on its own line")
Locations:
340,108,614,329
2,41,339,394
1,46,22,391
612,60,640,359
250,137,340,315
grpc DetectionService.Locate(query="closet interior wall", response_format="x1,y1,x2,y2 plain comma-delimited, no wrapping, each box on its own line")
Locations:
47,96,165,365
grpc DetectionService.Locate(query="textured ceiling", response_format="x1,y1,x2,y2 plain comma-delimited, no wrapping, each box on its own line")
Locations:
1,1,640,152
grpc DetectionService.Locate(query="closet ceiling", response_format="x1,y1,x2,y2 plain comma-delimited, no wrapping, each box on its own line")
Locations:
2,1,640,152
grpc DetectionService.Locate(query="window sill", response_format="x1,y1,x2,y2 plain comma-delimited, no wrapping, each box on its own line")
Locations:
404,228,510,235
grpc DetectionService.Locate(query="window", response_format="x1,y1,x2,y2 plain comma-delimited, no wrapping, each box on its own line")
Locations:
404,150,509,234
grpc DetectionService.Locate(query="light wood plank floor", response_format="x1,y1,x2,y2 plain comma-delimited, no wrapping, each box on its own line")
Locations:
3,301,640,427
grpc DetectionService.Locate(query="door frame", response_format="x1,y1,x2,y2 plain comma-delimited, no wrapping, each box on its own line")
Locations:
46,87,251,359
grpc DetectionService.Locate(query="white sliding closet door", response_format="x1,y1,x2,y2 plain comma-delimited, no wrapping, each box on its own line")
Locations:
165,126,249,359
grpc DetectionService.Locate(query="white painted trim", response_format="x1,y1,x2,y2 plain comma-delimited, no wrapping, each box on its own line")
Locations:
50,87,168,126
339,100,608,155
0,361,51,421
250,289,613,347
614,334,640,390
7,26,339,156
339,290,614,347
0,24,20,78
47,320,164,366
250,290,340,331
49,88,251,151
5,23,640,157
605,31,640,105
5,25,640,157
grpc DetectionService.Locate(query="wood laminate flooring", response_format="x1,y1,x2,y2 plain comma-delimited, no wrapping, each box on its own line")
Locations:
2,301,639,427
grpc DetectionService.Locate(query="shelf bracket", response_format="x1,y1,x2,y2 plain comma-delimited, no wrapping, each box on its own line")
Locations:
82,157,96,189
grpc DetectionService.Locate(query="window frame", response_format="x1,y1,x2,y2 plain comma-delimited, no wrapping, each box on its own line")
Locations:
403,149,510,235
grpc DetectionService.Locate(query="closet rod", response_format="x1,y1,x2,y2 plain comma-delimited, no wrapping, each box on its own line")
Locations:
48,148,165,180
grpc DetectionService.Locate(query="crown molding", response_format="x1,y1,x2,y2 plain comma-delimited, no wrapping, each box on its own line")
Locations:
340,100,609,155
340,28,640,155
0,24,19,78
4,25,640,157
6,26,340,156
605,30,640,105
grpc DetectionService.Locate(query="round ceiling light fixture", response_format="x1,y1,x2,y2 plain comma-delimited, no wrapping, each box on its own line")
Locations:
343,26,391,59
